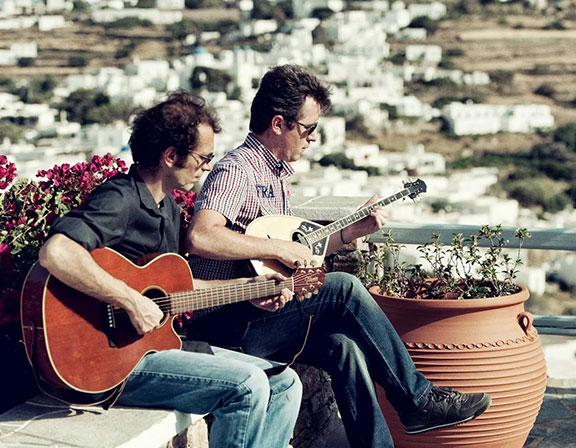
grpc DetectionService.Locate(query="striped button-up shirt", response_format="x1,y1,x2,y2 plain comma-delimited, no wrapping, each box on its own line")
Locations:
189,133,294,285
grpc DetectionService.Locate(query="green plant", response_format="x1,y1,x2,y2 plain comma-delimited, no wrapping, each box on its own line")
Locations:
358,225,531,300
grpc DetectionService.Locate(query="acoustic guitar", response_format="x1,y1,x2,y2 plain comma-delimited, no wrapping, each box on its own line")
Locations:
246,179,427,276
20,248,325,394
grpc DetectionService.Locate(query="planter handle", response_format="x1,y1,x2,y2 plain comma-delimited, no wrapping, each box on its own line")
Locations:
518,311,534,336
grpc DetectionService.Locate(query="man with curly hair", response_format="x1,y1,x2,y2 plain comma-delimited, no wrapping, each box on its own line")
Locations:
38,91,302,448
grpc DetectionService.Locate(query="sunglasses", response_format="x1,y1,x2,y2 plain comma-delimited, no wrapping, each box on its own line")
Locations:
192,152,215,165
294,120,318,137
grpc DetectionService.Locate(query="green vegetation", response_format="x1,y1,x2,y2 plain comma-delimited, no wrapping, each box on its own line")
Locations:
190,66,232,93
534,84,556,98
68,55,89,67
104,17,153,29
318,152,380,176
24,76,57,103
17,58,35,67
56,89,133,125
251,0,292,20
408,16,440,35
185,0,226,8
449,123,576,212
0,121,24,143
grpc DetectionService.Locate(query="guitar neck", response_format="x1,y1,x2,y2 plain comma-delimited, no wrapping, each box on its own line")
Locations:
305,187,414,245
168,277,295,315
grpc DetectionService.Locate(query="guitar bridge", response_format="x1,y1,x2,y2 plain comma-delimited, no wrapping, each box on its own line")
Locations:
102,304,117,348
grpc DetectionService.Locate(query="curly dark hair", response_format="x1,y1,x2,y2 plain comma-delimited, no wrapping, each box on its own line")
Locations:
129,91,221,169
249,65,332,134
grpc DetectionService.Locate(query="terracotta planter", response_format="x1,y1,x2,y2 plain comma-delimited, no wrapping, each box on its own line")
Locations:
370,283,547,448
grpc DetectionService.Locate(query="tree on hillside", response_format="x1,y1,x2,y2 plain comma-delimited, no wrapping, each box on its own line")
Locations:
534,84,555,98
0,121,23,143
57,89,132,125
319,153,357,170
190,66,232,93
554,123,576,152
505,176,570,213
408,16,440,34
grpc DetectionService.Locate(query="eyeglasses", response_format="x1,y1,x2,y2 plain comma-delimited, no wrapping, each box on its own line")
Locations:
191,152,215,165
294,120,318,137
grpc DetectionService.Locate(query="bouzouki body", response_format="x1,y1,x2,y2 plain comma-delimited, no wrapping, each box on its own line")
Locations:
245,215,327,277
246,179,427,276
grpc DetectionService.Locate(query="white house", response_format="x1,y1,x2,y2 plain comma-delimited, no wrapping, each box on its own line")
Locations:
239,19,277,37
292,0,344,19
0,15,36,29
552,255,576,290
380,143,446,175
157,0,185,9
319,116,346,150
38,15,68,31
290,166,369,197
80,122,130,156
396,27,427,40
45,0,73,12
407,2,447,20
442,102,555,135
406,44,442,64
391,95,435,121
91,8,183,25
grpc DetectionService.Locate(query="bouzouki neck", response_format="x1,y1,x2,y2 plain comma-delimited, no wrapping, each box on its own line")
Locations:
303,186,416,246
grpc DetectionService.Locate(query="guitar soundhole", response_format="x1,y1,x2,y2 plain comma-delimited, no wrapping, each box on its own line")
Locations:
106,287,169,348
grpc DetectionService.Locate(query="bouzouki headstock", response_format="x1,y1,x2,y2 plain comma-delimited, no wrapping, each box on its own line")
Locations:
403,178,427,200
292,266,326,302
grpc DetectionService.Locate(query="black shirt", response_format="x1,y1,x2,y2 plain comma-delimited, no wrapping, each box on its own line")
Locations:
50,165,180,259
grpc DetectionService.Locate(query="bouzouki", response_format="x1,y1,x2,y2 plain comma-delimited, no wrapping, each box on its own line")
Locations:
20,248,324,394
246,179,427,276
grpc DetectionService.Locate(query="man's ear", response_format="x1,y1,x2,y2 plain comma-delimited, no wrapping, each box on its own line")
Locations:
271,115,284,135
163,146,177,167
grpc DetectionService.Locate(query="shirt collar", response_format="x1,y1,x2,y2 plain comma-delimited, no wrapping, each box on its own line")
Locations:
245,133,295,179
129,165,165,215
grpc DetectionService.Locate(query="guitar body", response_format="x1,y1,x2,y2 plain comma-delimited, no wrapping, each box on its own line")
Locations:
20,248,191,394
245,215,328,276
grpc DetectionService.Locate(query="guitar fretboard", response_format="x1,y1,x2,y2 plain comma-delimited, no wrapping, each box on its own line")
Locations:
166,277,295,315
304,187,414,245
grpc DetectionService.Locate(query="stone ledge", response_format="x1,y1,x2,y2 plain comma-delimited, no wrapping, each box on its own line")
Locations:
0,393,208,448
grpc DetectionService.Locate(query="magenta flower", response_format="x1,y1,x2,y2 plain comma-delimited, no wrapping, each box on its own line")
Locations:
1,153,129,324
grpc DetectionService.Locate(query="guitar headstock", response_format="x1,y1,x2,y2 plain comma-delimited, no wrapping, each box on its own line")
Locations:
293,266,326,302
404,178,427,199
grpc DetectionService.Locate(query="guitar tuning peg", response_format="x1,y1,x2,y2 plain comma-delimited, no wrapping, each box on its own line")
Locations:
313,289,318,295
310,260,317,267
305,292,312,299
296,294,304,302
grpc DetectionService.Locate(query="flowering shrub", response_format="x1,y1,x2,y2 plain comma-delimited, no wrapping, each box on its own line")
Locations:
0,154,197,326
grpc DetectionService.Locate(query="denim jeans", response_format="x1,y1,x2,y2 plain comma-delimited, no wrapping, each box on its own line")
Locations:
187,272,432,448
117,346,302,448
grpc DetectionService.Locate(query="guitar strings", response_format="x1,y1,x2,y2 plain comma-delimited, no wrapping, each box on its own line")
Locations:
110,270,321,316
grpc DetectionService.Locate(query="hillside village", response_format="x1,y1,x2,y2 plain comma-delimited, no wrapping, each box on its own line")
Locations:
1,0,576,307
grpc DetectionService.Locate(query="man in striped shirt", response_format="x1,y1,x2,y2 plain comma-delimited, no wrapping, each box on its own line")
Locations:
186,65,491,447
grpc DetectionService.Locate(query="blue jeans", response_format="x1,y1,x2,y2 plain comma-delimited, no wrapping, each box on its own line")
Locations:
187,272,432,448
117,346,302,448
